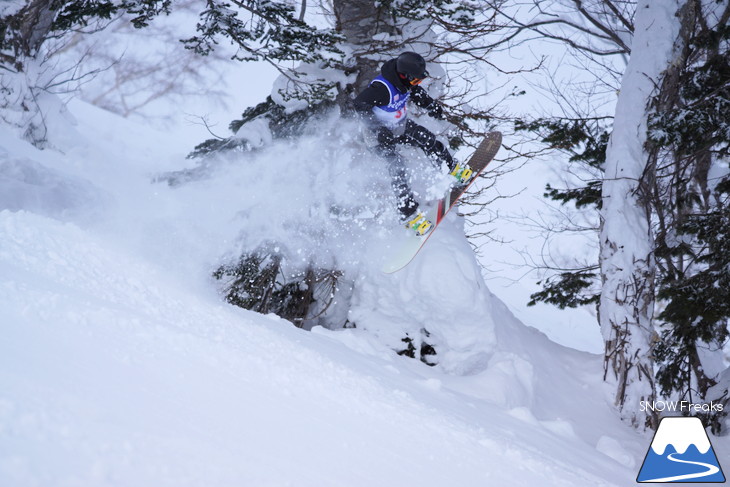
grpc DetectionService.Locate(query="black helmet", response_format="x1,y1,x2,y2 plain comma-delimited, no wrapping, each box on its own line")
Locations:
396,52,428,82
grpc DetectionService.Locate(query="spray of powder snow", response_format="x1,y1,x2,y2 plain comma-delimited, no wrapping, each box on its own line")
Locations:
156,108,498,373
167,110,457,275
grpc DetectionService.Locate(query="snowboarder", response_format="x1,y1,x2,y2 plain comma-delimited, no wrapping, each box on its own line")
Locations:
352,52,474,236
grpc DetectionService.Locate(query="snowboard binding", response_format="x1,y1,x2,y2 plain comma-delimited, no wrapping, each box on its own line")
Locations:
405,211,433,237
449,162,475,185
406,211,433,237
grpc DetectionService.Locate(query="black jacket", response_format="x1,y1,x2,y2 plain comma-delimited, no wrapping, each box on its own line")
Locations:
352,58,441,117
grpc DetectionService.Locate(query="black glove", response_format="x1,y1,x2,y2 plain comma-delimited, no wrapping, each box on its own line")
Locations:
427,103,444,120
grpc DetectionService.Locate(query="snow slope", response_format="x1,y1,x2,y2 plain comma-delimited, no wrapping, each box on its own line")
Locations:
1,99,725,486
0,208,617,486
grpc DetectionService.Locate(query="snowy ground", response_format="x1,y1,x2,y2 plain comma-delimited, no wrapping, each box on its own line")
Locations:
1,98,727,486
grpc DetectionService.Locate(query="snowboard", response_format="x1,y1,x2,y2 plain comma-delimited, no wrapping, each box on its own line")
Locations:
381,131,502,274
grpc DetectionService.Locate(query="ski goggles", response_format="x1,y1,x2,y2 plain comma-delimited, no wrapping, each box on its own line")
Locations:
400,72,429,86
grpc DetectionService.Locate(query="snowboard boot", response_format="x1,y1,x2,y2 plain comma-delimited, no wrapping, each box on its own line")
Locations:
449,162,476,186
404,211,433,237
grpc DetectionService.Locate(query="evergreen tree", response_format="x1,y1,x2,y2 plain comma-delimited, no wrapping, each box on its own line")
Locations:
646,7,730,430
0,0,170,144
516,117,608,310
213,245,343,329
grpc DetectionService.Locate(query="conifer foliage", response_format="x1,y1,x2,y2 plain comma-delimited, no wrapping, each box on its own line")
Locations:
213,246,343,328
647,14,730,427
0,0,343,144
0,0,169,72
516,117,608,310
0,0,170,144
182,0,342,64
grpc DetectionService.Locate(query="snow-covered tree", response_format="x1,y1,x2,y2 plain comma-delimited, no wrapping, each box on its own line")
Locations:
599,0,712,430
0,0,168,146
599,0,730,431
645,0,730,432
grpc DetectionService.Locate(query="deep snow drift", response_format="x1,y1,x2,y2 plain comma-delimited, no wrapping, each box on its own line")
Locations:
1,99,726,486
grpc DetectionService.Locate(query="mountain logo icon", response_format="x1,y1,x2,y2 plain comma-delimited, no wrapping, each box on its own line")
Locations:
637,416,726,483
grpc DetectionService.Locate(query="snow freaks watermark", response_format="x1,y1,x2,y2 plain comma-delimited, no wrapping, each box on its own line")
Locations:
639,401,725,414
636,416,726,483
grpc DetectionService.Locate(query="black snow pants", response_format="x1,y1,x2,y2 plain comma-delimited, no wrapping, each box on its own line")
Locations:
374,119,455,220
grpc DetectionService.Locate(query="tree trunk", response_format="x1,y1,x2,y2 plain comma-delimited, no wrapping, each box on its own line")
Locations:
599,0,684,430
331,0,398,95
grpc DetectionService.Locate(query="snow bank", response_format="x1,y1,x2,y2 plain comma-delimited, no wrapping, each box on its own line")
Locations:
350,215,498,374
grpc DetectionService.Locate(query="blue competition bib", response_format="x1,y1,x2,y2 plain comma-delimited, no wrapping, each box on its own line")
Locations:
370,75,410,128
